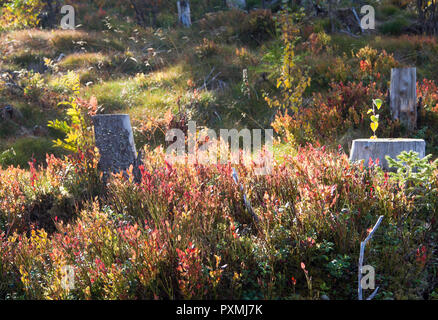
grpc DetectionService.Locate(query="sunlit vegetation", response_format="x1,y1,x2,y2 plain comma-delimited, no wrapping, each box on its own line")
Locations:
1,0,438,300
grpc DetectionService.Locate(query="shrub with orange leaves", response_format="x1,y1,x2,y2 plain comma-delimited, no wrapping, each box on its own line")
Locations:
416,79,438,154
272,80,395,146
176,243,207,299
418,79,438,113
0,141,437,300
355,46,399,86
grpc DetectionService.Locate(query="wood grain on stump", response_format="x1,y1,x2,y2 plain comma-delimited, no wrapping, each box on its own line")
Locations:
349,138,425,170
390,67,417,131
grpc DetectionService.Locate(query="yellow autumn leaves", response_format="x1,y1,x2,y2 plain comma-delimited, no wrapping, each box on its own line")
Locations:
368,98,383,139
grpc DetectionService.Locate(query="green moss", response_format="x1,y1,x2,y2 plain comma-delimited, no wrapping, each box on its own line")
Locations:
0,120,20,139
9,51,45,69
377,4,400,19
0,137,65,168
58,53,111,71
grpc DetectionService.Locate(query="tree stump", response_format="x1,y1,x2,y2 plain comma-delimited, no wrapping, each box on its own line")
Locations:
390,67,417,131
92,114,138,179
177,1,192,27
349,138,426,170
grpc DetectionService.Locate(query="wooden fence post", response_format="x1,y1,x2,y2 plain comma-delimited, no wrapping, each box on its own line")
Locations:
390,67,417,131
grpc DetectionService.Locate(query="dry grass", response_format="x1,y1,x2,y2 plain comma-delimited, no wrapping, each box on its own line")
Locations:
0,29,123,59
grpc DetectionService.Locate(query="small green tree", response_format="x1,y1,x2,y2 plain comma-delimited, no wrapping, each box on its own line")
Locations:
264,10,310,114
368,98,383,139
47,72,94,153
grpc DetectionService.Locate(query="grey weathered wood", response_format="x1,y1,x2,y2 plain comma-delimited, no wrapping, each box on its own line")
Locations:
349,138,425,170
390,67,417,131
358,215,383,301
177,1,192,27
351,7,364,33
92,114,137,177
232,168,258,223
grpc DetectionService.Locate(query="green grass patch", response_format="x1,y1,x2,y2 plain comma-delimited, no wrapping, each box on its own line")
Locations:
0,137,65,168
58,52,111,71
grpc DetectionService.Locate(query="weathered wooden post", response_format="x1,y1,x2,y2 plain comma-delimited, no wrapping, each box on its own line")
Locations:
390,67,417,131
177,1,192,27
92,114,138,180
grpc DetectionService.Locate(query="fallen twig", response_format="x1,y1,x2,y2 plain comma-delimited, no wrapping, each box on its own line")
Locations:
358,215,384,300
232,168,258,223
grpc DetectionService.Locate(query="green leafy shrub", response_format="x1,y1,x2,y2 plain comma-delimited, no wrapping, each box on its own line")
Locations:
195,38,220,59
0,148,16,168
386,151,438,203
1,137,61,168
48,72,94,153
379,16,410,35
0,0,45,29
239,9,276,45
22,72,45,101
